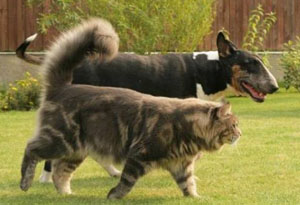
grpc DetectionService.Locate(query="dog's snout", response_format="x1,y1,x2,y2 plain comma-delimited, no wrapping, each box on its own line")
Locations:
269,84,279,93
259,64,279,94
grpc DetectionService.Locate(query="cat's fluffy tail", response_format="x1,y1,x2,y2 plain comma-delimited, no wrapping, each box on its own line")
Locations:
42,18,119,95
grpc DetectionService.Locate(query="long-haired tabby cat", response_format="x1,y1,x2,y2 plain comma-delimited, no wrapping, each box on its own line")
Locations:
20,18,241,199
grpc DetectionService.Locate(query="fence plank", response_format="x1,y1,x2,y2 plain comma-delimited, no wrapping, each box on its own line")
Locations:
0,0,8,51
286,0,294,42
7,0,18,50
295,0,300,38
270,0,277,50
16,0,25,45
235,0,243,48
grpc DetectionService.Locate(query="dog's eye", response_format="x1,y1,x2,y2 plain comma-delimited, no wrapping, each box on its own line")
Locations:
244,59,258,65
247,65,259,73
243,59,250,64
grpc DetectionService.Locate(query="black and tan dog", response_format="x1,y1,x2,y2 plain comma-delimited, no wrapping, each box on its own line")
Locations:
17,31,278,102
17,25,278,182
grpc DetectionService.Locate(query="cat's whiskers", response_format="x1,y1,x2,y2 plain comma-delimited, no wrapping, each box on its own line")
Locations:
231,139,241,155
217,145,225,153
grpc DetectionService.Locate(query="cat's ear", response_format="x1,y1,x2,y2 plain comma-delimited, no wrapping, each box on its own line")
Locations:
217,102,231,118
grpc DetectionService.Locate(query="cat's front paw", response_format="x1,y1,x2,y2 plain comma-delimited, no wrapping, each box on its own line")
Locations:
184,191,200,198
56,185,72,195
190,192,200,198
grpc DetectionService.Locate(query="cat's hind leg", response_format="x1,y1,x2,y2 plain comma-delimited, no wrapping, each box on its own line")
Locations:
20,132,70,191
107,158,151,199
20,147,40,191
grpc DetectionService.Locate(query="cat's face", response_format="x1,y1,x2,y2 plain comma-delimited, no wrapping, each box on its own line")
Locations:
212,103,242,146
218,114,241,145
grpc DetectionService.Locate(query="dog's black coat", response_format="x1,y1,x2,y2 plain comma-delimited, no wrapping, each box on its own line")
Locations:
73,53,228,98
16,32,279,101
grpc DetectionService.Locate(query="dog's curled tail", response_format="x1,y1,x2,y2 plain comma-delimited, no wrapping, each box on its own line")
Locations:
42,18,119,93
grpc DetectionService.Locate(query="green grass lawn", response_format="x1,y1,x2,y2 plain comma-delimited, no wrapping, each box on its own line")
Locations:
0,90,299,205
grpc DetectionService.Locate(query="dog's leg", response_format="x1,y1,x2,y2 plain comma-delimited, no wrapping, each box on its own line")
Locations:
107,158,150,199
100,164,121,178
39,160,53,183
95,160,121,177
167,159,199,197
52,157,85,194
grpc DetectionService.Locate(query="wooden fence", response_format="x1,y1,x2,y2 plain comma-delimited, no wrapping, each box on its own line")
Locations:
201,0,300,51
0,0,299,51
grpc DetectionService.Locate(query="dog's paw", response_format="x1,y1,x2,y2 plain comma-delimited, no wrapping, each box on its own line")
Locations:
39,170,53,183
109,170,121,178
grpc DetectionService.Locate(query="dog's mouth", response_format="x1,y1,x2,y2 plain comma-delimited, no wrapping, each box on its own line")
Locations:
240,81,266,102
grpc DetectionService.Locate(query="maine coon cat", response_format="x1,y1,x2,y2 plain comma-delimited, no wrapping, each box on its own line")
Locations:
20,18,241,199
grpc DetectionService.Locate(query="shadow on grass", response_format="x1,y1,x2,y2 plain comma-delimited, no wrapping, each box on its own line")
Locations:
1,194,179,205
0,175,192,204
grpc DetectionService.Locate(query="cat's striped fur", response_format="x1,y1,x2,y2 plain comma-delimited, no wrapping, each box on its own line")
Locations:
20,18,241,199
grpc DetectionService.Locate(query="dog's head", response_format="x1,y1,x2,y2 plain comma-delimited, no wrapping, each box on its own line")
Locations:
217,32,279,102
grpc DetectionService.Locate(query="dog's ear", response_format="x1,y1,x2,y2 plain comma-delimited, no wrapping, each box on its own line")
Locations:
217,32,237,58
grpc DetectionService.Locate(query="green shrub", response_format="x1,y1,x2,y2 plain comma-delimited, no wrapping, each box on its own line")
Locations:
242,4,276,67
281,37,300,92
0,72,41,111
27,0,215,54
